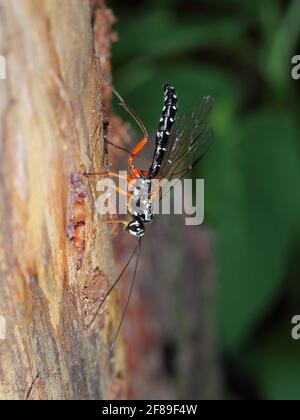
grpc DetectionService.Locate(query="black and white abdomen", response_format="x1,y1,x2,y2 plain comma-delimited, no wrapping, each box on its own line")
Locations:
148,84,178,179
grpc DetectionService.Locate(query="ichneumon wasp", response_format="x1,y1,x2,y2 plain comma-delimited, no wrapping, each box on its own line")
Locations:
85,81,214,354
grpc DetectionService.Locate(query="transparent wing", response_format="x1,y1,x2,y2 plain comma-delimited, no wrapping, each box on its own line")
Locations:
151,95,214,202
159,95,214,180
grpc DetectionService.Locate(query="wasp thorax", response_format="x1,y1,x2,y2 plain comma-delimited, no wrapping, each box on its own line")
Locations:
128,177,153,224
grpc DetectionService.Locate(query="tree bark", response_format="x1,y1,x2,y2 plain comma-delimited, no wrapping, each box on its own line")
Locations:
0,0,125,400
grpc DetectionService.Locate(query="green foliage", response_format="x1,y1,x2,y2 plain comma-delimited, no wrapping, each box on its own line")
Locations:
217,111,300,352
109,0,300,399
242,323,300,400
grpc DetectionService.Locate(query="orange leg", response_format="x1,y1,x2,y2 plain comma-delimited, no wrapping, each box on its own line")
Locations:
97,219,128,226
128,137,150,179
107,140,151,166
85,170,135,199
94,62,150,180
84,170,129,182
94,219,128,232
109,184,133,200
85,170,134,214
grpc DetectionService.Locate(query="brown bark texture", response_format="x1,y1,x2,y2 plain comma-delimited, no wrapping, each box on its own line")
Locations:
0,0,126,400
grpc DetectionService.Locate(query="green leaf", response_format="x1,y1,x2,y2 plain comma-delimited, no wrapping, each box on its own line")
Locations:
265,0,300,93
217,110,300,352
112,10,247,64
242,324,300,400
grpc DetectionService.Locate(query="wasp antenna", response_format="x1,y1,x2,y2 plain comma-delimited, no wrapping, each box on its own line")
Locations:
95,55,148,139
88,238,140,329
109,237,141,355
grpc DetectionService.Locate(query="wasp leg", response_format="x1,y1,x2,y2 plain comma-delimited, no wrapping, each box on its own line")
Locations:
107,140,151,165
84,170,129,181
128,137,150,179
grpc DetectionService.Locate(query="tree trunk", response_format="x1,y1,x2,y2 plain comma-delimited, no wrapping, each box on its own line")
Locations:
0,0,125,400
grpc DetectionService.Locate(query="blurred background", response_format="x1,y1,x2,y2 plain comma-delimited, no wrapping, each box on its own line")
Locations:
107,0,300,400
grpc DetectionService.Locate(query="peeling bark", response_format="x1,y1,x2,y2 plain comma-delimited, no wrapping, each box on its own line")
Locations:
0,0,125,400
